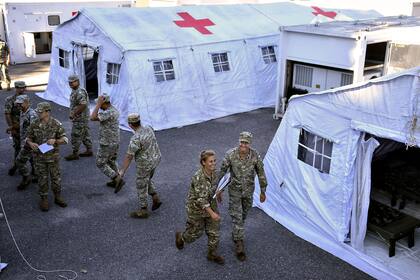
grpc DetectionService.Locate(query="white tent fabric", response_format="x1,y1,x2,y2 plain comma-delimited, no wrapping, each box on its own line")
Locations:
38,3,381,130
253,67,420,280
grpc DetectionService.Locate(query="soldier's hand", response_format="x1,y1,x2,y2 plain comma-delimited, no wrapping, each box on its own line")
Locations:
119,170,125,177
29,142,39,151
211,212,221,222
47,139,56,145
216,191,223,203
260,192,266,203
97,95,105,105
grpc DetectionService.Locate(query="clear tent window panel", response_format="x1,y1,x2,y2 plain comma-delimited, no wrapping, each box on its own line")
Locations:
58,48,70,68
153,60,175,82
261,46,277,64
106,63,121,84
211,53,230,73
298,128,333,174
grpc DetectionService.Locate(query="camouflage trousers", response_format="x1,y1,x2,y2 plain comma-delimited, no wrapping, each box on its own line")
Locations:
16,146,34,177
136,168,157,208
228,189,253,241
96,144,119,179
71,121,92,153
35,159,61,197
0,63,10,85
182,211,220,252
12,133,21,160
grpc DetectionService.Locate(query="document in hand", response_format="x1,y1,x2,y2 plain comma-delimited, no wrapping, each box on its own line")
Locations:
38,143,54,154
213,173,231,198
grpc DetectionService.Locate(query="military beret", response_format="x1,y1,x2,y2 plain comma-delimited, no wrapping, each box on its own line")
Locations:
239,131,253,144
14,81,26,88
68,74,79,82
95,94,110,103
14,94,29,104
127,113,140,124
35,102,51,113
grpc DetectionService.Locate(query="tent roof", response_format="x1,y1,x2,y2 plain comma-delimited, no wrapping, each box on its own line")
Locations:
283,16,420,39
67,2,382,51
289,66,420,103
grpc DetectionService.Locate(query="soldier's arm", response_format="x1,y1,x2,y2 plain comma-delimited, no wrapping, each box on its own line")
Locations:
73,91,87,116
48,123,68,145
218,153,231,182
255,153,268,193
26,124,39,151
90,96,105,121
120,138,138,177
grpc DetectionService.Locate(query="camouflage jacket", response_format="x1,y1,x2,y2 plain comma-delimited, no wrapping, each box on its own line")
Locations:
4,94,21,127
0,41,9,63
127,125,161,170
70,87,89,122
219,147,267,195
98,105,120,146
186,168,218,217
27,117,67,162
20,107,38,146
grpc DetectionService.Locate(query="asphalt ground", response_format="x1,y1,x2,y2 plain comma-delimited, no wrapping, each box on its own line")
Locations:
0,90,373,280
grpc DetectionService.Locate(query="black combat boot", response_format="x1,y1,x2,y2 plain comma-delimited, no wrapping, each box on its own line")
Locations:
130,208,149,219
106,180,116,188
207,250,225,265
54,192,68,208
64,152,79,161
17,175,31,190
8,165,17,176
235,240,246,261
39,196,49,212
114,175,125,193
151,193,162,211
79,149,93,157
175,232,184,250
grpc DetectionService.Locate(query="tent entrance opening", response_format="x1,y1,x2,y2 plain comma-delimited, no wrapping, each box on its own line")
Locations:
368,137,420,258
82,46,98,99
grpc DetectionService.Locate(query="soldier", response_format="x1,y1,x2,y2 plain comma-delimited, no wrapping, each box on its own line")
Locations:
175,150,224,265
90,94,124,189
4,81,26,175
26,102,68,212
216,131,267,261
0,39,11,91
119,113,162,219
14,94,38,190
65,74,93,161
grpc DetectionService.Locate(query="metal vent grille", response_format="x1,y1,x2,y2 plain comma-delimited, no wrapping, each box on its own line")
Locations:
295,65,313,87
340,73,353,86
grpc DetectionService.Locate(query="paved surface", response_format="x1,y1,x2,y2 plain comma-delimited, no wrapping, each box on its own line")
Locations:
0,89,374,280
8,62,50,89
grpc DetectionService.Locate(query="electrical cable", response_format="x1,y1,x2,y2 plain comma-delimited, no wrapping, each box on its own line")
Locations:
0,197,78,280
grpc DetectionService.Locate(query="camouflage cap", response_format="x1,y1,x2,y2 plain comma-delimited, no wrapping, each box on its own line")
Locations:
14,81,26,88
14,94,29,104
239,131,253,144
68,74,79,82
127,113,140,124
35,102,51,113
95,94,110,103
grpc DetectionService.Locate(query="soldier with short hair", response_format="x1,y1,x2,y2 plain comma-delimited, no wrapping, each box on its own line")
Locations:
26,102,68,212
175,150,225,265
90,94,124,189
4,81,26,175
14,94,38,190
0,39,11,91
119,113,162,219
216,131,267,261
65,74,93,161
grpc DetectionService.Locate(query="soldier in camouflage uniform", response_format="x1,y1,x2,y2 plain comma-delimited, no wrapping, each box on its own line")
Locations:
0,39,11,90
175,150,225,265
14,94,38,190
217,131,267,261
90,94,124,189
65,74,93,161
119,113,162,219
26,102,68,212
4,81,26,175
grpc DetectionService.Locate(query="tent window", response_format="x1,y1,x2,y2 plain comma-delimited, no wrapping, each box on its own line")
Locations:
261,46,276,64
47,15,60,26
106,63,121,84
211,53,230,72
295,65,313,87
153,60,175,82
58,48,70,68
82,46,95,60
340,73,353,86
297,129,332,174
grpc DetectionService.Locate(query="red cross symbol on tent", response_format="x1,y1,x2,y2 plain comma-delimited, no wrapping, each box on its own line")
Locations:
311,6,337,19
173,12,215,35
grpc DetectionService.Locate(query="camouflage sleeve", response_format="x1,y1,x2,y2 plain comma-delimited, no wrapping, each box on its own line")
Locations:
98,109,111,122
218,152,231,182
77,90,87,105
56,121,68,144
193,176,211,209
127,136,140,156
26,122,35,141
255,153,267,193
4,98,12,114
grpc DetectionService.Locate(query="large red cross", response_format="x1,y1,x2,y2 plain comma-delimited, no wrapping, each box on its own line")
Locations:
311,6,337,19
173,12,215,35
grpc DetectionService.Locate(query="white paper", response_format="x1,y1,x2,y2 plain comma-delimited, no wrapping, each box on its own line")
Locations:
38,143,54,154
0,263,8,271
213,173,231,198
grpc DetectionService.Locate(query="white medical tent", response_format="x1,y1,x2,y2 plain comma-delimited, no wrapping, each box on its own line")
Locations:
39,3,381,130
254,67,420,280
273,16,420,117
